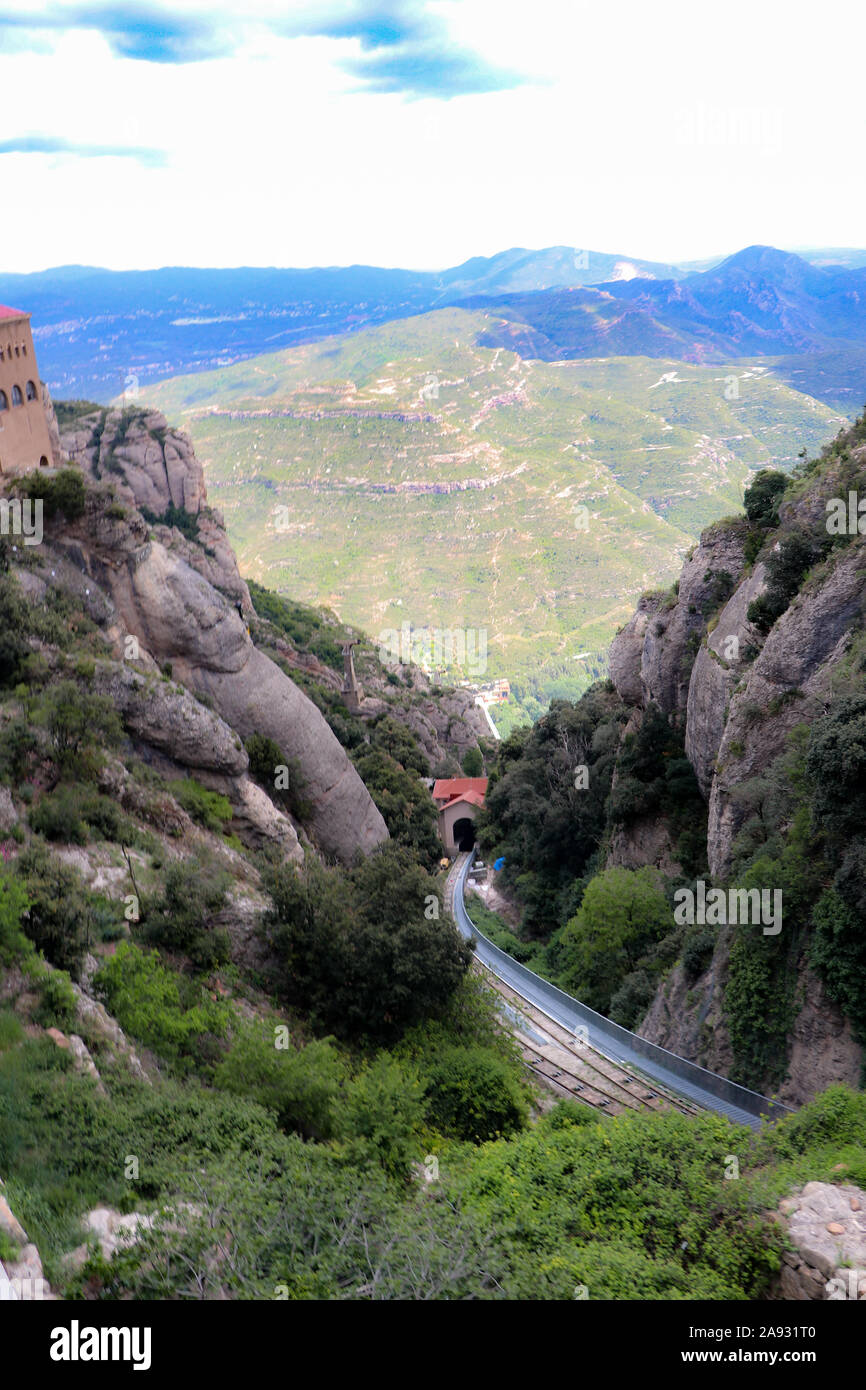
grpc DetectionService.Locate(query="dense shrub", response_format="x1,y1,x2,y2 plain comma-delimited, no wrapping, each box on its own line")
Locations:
244,733,312,821
0,570,29,686
12,844,95,973
351,746,439,864
15,467,86,522
29,784,136,845
743,469,788,528
37,970,77,1031
335,1055,425,1179
423,1045,527,1142
558,866,671,1015
461,746,484,776
608,968,656,1029
139,502,199,540
214,1021,346,1142
746,531,821,634
142,855,231,972
681,926,716,981
805,699,866,840
168,778,233,835
479,689,628,936
94,942,231,1070
264,844,471,1043
810,885,866,1044
0,872,31,964
33,681,123,775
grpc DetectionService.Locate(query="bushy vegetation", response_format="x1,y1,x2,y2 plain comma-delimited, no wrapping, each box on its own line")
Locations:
140,853,231,972
167,778,233,835
263,844,472,1043
244,732,312,821
743,468,787,528
3,1010,863,1300
29,783,138,846
139,501,200,541
478,689,628,937
557,866,672,1020
94,943,232,1072
15,468,86,522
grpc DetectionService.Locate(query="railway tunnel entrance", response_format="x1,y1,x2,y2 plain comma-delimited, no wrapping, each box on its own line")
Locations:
453,816,476,852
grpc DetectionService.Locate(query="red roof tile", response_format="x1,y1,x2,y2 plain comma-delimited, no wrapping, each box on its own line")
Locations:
432,777,488,803
445,790,486,809
0,305,26,321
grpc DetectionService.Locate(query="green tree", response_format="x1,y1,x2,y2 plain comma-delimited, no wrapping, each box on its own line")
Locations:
336,1054,424,1179
94,942,230,1069
34,681,123,774
461,746,484,777
0,569,28,687
143,854,231,971
13,843,94,972
264,845,471,1042
214,1021,346,1141
423,1045,527,1142
558,866,671,1014
805,698,866,839
0,872,31,964
743,469,787,528
351,747,439,864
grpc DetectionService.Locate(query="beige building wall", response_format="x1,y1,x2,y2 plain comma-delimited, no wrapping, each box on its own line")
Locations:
439,799,480,854
0,312,54,477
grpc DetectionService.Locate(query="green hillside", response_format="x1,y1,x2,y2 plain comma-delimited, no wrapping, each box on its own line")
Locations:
146,308,846,722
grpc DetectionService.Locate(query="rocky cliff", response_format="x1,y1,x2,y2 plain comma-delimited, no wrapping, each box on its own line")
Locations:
33,407,390,863
607,423,866,1102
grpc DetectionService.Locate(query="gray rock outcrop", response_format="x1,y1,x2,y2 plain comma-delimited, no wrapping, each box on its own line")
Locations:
45,410,390,863
608,518,749,720
773,1182,866,1300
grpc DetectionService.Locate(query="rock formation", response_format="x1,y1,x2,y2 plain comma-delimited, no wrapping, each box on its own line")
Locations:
607,448,866,1101
30,408,390,863
772,1182,866,1301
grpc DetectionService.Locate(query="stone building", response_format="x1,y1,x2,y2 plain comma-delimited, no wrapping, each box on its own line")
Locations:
0,306,56,477
432,776,488,853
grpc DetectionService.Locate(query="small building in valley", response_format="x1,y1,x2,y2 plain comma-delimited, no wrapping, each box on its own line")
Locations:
433,776,488,853
0,307,55,478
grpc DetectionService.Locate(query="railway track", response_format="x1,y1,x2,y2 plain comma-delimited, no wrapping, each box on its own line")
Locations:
478,963,703,1118
446,852,792,1127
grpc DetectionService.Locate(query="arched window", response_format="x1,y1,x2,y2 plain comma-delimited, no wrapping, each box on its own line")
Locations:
11,385,23,406
39,455,49,468
14,346,20,357
0,390,8,411
25,380,37,401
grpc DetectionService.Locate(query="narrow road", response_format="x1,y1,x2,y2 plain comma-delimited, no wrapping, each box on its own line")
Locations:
446,853,793,1130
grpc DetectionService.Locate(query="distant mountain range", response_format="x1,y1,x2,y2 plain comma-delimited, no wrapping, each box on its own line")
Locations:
143,304,846,725
3,243,866,404
462,247,866,412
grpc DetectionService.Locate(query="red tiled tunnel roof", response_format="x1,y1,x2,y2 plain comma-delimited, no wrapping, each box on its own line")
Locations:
432,777,488,804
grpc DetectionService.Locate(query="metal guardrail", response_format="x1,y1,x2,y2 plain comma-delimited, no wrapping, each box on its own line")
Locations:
452,852,794,1129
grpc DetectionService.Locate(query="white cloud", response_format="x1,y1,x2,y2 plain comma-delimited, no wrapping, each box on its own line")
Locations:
1,0,865,270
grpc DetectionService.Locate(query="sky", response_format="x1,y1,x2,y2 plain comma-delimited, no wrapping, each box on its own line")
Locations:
1,0,865,273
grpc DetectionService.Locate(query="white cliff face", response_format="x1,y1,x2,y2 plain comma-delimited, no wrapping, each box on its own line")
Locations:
49,408,389,864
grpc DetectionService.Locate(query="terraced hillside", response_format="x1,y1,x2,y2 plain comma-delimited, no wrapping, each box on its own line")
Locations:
146,307,846,723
